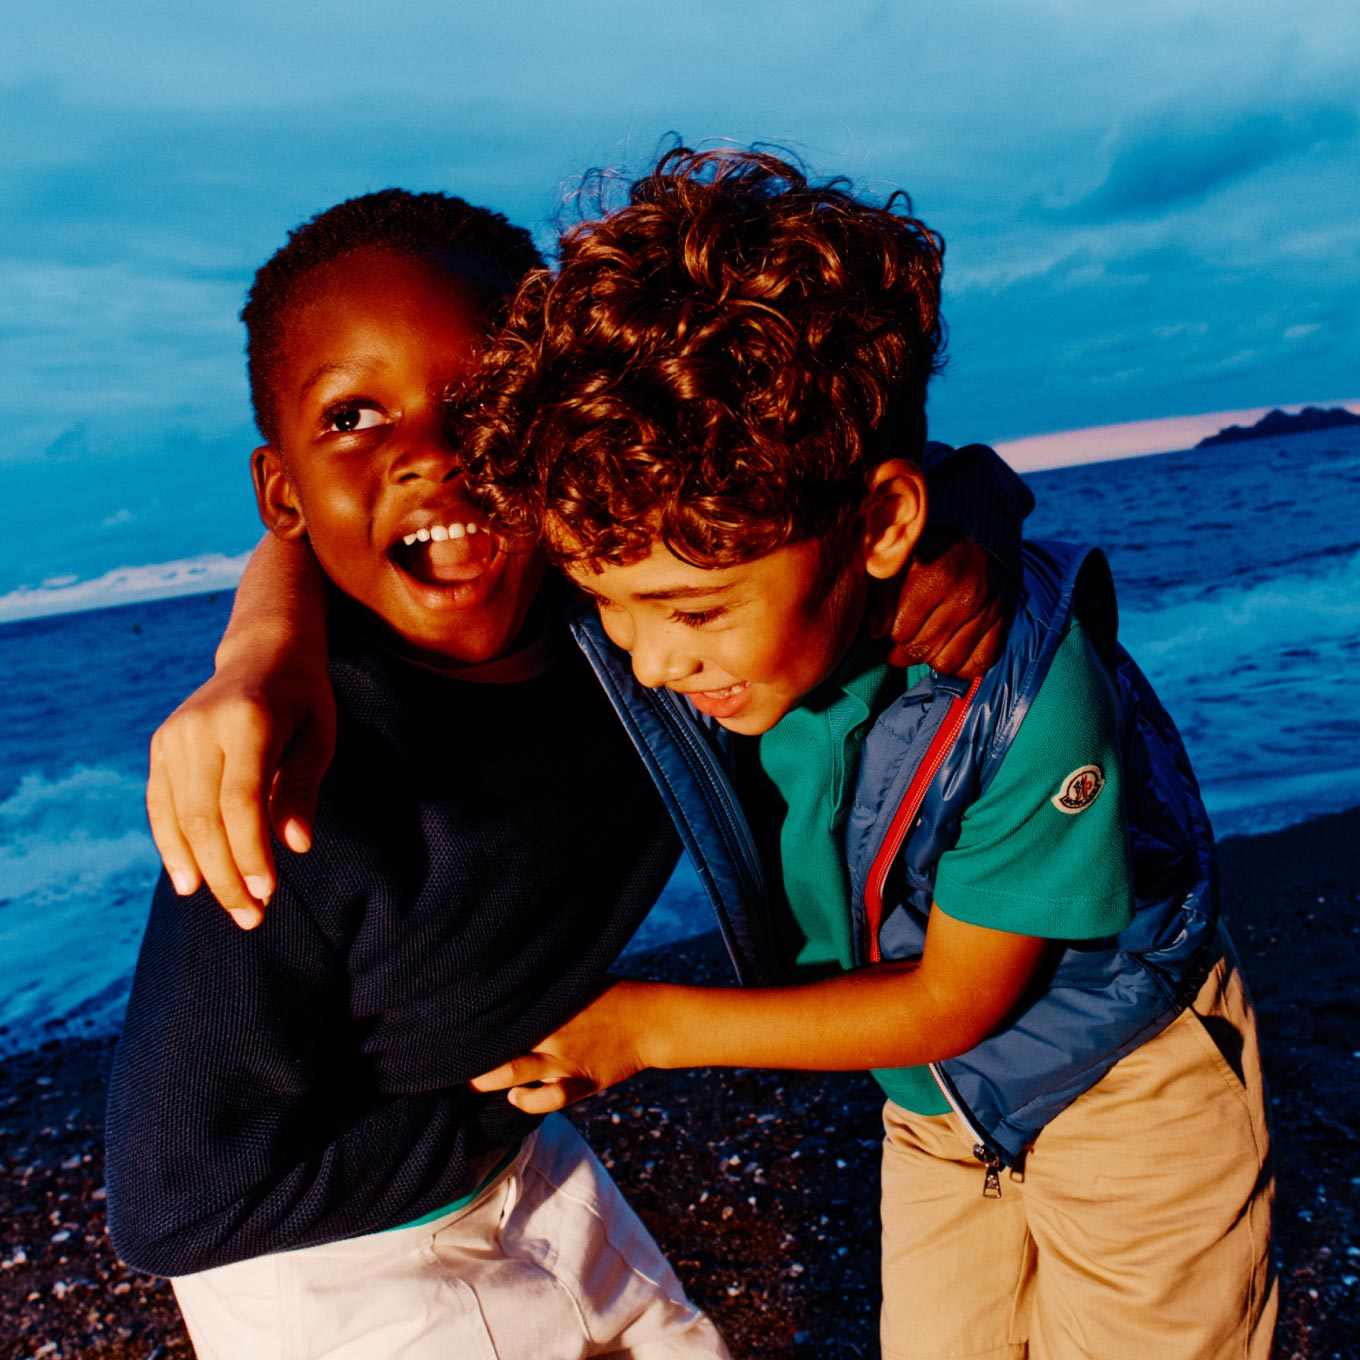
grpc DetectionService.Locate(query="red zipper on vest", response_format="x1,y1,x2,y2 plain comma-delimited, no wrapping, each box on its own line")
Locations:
862,677,982,964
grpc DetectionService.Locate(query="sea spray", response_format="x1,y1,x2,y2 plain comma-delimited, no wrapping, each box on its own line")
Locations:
0,767,158,1047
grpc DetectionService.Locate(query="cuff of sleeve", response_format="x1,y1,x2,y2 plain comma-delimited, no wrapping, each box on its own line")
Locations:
919,442,1035,578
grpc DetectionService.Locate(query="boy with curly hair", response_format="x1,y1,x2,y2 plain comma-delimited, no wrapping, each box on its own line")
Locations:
466,147,1276,1360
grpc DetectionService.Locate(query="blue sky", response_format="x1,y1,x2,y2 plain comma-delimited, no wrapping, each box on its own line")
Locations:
4,1,1358,609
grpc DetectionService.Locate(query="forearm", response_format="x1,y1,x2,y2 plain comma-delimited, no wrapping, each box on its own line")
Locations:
474,911,1049,1112
215,533,328,672
628,964,993,1074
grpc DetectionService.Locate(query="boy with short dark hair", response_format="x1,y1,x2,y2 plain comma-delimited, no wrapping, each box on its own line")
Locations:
112,185,1017,1358
464,148,1276,1360
106,189,733,1359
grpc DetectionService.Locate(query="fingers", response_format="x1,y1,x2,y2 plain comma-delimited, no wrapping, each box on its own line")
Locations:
913,599,1007,677
146,701,278,929
145,745,204,898
183,708,276,925
505,1079,599,1115
268,706,336,855
506,1083,570,1115
883,539,1017,676
469,1058,532,1093
883,551,980,660
470,1057,598,1112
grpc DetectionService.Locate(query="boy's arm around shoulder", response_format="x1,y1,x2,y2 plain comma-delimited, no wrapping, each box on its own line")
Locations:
145,533,335,927
104,859,487,1276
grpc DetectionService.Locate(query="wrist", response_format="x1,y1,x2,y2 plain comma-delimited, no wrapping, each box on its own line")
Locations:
214,618,308,674
606,980,673,1072
626,982,706,1072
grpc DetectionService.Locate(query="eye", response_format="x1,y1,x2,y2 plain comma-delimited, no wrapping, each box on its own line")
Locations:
322,400,390,435
671,607,725,628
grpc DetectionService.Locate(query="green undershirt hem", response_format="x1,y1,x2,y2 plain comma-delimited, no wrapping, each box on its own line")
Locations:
385,1140,522,1232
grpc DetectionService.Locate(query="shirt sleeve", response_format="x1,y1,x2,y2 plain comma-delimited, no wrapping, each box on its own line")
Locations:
918,441,1034,579
931,619,1135,940
104,870,489,1277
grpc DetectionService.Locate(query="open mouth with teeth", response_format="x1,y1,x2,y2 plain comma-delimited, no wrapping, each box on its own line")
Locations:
389,519,497,587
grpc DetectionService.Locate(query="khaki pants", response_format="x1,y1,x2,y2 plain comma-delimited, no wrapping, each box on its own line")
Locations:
881,934,1276,1360
173,1113,729,1360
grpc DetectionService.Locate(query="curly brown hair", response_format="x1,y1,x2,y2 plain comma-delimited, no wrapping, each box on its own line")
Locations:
460,146,945,568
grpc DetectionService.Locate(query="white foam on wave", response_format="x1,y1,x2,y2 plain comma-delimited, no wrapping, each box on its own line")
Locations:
0,767,160,1049
1119,548,1360,673
0,551,251,623
1120,549,1360,837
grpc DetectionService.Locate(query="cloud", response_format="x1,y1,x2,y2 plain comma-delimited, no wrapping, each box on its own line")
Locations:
2,0,1359,527
1067,100,1358,219
0,551,251,623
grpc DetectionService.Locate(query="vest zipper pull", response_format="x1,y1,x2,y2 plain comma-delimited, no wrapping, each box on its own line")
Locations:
973,1145,1003,1199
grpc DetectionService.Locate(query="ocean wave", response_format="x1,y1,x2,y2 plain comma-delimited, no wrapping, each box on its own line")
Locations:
0,767,159,1048
0,767,154,899
1120,548,1360,672
0,552,250,623
1122,549,1360,839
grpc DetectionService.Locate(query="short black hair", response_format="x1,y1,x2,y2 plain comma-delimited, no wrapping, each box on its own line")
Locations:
242,188,544,443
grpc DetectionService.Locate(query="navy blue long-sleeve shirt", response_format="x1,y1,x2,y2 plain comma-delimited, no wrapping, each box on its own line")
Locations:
105,621,678,1276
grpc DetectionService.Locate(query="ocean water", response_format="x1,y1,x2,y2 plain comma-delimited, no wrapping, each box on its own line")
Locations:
3,427,1358,1053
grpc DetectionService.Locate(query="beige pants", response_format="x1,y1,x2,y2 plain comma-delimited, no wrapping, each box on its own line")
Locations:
173,1113,729,1360
881,935,1276,1360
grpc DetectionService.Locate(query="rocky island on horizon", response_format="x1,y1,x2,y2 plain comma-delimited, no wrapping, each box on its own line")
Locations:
1197,404,1360,448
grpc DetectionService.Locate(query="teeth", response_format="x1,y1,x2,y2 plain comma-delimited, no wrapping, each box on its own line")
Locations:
400,522,483,547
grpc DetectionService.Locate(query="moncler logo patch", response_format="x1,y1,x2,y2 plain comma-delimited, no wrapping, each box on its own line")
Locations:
1052,764,1105,814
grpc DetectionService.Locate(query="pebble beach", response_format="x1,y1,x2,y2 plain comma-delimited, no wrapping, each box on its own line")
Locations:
3,808,1358,1359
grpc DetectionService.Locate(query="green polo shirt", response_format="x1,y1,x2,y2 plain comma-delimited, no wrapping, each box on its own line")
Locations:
742,620,1134,1114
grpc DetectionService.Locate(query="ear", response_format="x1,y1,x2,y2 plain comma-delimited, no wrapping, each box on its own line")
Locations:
861,458,926,580
251,445,308,541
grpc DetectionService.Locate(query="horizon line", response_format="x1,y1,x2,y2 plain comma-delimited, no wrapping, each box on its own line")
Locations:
3,396,1357,625
991,395,1360,473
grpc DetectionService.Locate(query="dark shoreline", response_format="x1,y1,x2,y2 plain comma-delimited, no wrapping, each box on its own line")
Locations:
4,808,1359,1358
